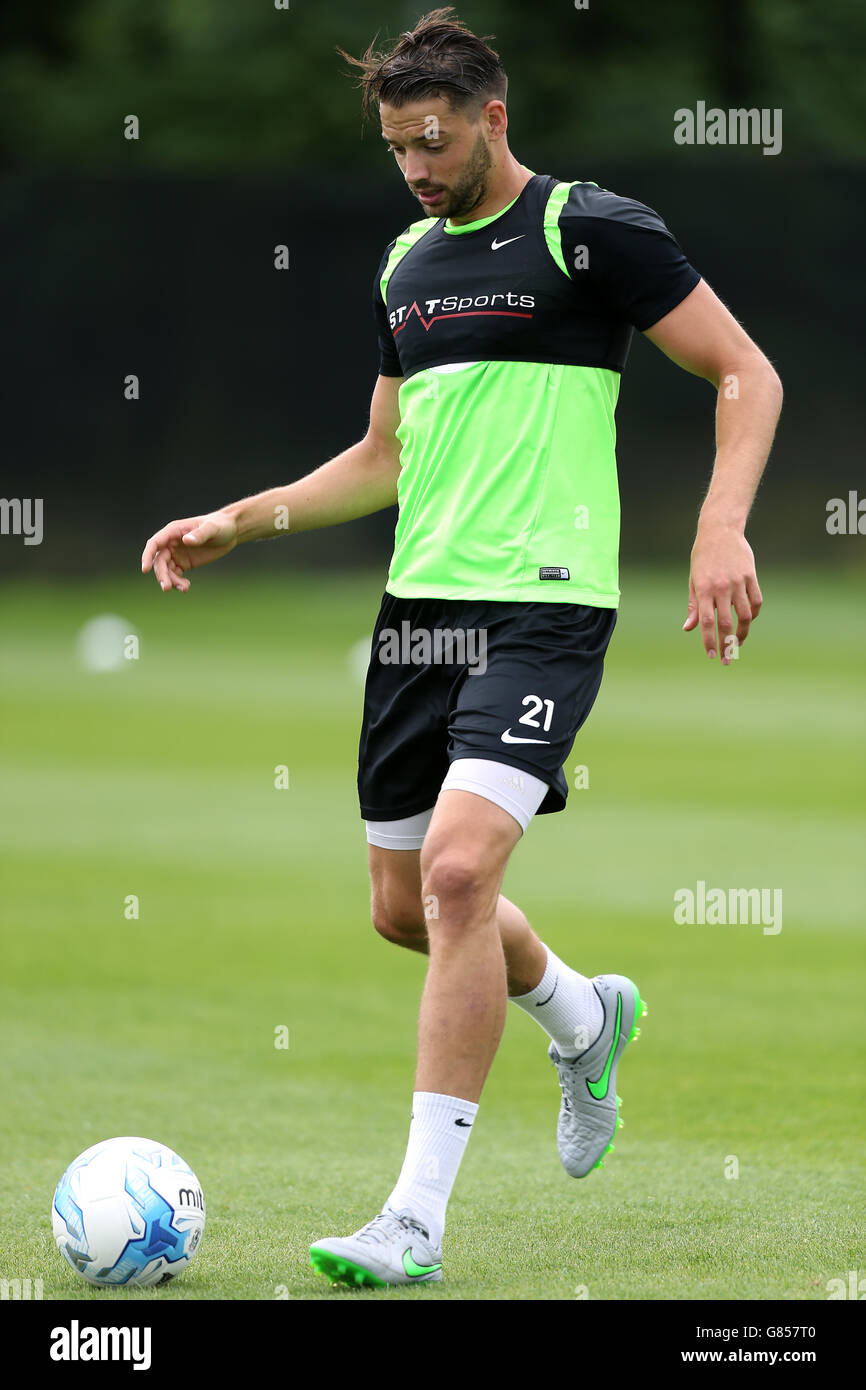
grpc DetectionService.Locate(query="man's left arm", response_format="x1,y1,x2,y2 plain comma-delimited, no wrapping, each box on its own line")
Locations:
644,278,783,665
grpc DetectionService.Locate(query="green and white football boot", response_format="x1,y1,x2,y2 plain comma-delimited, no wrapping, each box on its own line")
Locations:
548,973,647,1178
310,1207,443,1287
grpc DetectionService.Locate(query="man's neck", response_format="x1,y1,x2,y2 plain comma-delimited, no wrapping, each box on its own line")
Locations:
447,157,533,226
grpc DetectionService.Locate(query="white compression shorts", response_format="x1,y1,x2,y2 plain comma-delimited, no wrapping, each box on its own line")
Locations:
365,757,550,849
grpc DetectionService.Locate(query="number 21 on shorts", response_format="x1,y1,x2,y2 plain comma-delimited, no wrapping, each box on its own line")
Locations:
519,695,554,731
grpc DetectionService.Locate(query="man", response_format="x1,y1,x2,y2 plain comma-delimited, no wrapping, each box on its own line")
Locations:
141,8,782,1289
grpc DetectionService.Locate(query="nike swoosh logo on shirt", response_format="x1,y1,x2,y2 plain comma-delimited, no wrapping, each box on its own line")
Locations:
403,1248,443,1278
491,235,525,251
500,729,551,744
585,992,623,1100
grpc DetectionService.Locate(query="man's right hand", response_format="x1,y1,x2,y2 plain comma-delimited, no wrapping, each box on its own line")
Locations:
141,510,239,592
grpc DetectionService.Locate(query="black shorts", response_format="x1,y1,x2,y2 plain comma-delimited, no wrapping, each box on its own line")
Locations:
357,592,617,821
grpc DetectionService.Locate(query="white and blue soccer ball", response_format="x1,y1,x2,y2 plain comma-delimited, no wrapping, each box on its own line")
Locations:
52,1136,206,1287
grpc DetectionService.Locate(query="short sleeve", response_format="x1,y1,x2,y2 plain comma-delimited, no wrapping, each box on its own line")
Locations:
558,185,701,331
373,245,403,377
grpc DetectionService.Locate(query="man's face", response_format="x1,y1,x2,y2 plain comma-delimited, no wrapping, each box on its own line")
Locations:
379,97,494,220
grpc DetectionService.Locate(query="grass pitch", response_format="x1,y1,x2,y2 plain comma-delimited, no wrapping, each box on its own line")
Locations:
0,566,863,1299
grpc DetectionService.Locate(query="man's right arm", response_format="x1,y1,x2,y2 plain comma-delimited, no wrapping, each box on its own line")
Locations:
229,373,403,540
141,374,403,591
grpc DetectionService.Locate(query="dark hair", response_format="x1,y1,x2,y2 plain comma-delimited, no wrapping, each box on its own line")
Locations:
338,7,507,126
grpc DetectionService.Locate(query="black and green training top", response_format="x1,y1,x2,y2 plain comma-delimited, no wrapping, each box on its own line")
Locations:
373,171,701,607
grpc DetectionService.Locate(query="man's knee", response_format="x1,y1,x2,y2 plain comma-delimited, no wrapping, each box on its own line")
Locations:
370,887,428,948
420,848,497,930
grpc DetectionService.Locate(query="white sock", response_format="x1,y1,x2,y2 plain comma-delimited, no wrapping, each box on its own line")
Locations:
510,945,603,1057
385,1091,478,1247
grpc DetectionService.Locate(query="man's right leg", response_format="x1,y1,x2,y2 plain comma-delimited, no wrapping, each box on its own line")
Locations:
368,840,604,1053
367,834,645,1183
369,840,548,997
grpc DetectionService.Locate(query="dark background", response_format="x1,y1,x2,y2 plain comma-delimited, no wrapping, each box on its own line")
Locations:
1,0,863,577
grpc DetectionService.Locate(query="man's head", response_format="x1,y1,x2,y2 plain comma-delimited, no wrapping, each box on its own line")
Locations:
339,7,510,221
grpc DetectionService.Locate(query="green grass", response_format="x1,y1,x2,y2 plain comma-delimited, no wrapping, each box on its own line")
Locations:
0,567,863,1300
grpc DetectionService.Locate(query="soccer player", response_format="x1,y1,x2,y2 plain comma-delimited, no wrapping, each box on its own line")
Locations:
141,8,782,1288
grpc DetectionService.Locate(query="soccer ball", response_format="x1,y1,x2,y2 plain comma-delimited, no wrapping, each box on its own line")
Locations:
52,1136,205,1287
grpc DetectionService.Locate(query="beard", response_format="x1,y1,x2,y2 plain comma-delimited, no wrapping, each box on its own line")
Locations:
425,129,493,219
